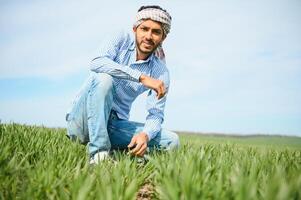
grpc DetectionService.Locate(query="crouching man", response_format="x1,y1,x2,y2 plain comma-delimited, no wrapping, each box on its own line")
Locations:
66,5,179,164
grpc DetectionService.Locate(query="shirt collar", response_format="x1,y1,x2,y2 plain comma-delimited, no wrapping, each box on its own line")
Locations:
131,49,155,65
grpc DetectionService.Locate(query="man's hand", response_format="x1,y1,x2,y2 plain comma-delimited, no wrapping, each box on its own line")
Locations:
128,132,149,157
139,75,166,99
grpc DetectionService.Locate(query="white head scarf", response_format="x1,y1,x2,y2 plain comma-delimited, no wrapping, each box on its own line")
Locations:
133,6,172,36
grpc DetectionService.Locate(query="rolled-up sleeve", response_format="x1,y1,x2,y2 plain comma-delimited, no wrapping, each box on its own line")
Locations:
90,31,142,82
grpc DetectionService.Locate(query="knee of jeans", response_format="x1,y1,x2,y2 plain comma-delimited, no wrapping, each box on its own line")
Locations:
92,73,114,93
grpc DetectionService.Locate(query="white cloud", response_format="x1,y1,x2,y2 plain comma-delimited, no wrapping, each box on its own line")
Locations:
0,0,136,79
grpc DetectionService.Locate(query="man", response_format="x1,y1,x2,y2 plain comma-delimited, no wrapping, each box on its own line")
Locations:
66,5,179,164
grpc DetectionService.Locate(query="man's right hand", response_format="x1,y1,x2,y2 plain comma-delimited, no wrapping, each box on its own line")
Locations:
139,74,166,99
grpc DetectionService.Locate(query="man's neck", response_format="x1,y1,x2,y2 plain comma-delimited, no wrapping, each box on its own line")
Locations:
136,50,151,61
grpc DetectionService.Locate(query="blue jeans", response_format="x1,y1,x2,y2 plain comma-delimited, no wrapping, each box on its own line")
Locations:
66,72,180,156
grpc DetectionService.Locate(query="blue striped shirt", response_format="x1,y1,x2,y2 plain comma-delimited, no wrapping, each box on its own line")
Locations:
90,30,170,140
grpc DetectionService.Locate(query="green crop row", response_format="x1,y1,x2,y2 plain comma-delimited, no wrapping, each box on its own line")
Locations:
0,123,300,200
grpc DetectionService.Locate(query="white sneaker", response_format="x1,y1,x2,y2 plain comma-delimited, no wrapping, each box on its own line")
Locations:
89,151,109,165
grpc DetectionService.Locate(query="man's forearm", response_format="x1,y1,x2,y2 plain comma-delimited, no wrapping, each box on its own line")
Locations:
143,116,163,140
139,74,166,99
90,56,142,82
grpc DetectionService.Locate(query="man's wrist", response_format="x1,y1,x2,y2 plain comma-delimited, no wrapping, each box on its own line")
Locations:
139,74,147,83
140,132,149,142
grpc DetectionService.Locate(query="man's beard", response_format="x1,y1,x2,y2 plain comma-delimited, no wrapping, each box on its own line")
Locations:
136,38,160,56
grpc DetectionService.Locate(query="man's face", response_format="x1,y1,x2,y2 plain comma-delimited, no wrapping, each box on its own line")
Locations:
133,19,165,57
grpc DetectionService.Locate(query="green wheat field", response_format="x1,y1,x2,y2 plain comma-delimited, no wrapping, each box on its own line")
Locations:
1,123,300,200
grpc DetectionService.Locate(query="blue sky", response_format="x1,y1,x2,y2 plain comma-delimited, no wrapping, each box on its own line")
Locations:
0,0,300,136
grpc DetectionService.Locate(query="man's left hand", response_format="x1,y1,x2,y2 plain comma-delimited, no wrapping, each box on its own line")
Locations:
128,132,149,157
